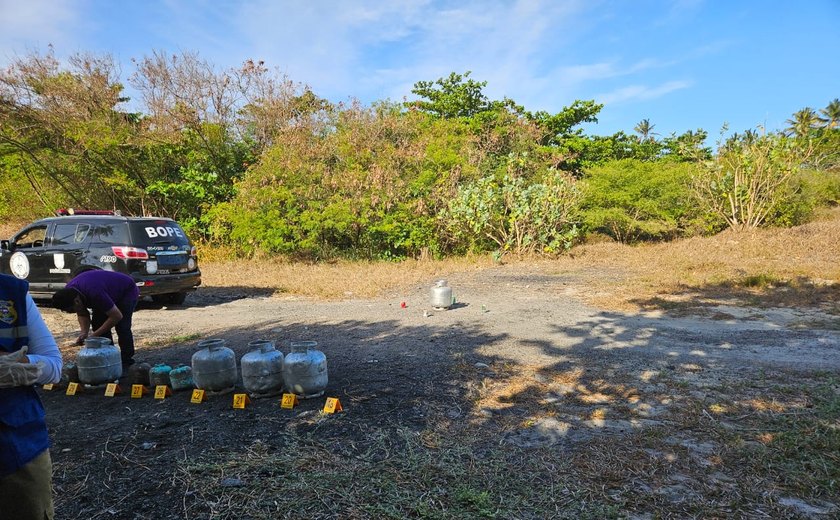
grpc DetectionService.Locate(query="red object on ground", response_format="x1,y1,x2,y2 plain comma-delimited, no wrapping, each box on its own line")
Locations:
400,302,407,308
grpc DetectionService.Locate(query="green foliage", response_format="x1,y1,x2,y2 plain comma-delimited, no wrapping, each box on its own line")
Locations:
408,71,493,119
694,132,807,230
3,54,837,260
798,167,840,207
447,161,582,255
580,159,700,242
661,129,712,162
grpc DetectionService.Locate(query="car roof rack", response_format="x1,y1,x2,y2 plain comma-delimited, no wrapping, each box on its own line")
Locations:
55,208,121,216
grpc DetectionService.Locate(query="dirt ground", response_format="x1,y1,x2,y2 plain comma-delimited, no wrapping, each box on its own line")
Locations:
35,262,840,519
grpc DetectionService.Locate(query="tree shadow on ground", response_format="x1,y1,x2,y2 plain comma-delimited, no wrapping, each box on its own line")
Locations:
43,298,839,519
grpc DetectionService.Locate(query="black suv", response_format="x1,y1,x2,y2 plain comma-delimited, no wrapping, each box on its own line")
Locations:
0,211,201,304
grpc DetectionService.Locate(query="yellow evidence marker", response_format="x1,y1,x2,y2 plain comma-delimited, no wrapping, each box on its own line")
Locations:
104,383,122,397
154,385,172,400
65,382,80,396
190,389,206,403
281,393,299,409
42,383,54,391
131,384,149,399
323,397,343,414
232,393,251,409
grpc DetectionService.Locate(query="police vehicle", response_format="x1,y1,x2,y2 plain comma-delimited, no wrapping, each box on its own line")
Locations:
0,210,201,304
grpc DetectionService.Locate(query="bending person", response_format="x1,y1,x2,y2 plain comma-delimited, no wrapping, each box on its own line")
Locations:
52,270,140,368
0,273,63,520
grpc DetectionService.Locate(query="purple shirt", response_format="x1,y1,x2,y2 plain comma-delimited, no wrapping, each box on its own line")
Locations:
66,270,140,311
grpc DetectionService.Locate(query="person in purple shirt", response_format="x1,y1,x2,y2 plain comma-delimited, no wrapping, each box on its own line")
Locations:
51,270,140,367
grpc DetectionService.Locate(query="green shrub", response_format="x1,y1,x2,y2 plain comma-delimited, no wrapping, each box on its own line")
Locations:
798,167,840,207
446,166,581,255
579,159,700,242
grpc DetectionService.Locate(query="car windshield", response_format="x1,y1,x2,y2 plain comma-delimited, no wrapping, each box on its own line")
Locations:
128,221,191,246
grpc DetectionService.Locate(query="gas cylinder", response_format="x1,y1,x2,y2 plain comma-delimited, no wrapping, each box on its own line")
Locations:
191,339,237,393
127,362,151,387
149,364,173,388
431,279,453,309
60,361,79,386
282,341,327,399
169,365,194,391
76,337,122,385
241,340,284,398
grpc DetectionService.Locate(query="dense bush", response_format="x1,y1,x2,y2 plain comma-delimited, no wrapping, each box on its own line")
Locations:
447,167,581,255
693,133,808,230
3,50,838,257
579,159,701,242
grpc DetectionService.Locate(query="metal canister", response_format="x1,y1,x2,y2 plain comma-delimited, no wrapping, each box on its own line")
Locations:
127,362,151,386
282,341,327,399
168,365,194,391
77,337,122,385
191,339,237,393
149,364,173,388
241,340,284,398
430,280,453,309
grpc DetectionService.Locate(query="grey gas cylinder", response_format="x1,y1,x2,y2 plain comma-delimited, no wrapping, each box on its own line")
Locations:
60,361,79,386
169,365,194,391
282,341,328,399
430,279,453,309
127,362,151,387
241,340,285,398
149,364,173,388
191,339,238,393
76,337,122,385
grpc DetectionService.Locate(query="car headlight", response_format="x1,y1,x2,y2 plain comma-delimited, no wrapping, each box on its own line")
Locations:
146,260,158,274
187,257,196,270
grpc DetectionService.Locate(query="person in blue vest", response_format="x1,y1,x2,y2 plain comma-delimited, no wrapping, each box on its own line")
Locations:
0,273,63,520
51,270,140,368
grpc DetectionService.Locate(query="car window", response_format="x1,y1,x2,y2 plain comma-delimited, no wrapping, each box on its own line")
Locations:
52,223,91,246
128,221,191,246
94,223,130,244
14,226,47,249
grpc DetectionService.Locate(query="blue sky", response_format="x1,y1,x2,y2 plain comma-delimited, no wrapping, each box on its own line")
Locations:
1,0,838,141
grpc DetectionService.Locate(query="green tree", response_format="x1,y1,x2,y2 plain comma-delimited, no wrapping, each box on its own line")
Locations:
407,71,495,119
818,99,840,129
633,119,657,142
0,49,149,214
785,107,820,137
661,129,711,162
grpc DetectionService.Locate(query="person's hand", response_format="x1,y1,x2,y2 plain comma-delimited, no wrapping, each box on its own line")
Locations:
75,332,89,346
0,346,42,388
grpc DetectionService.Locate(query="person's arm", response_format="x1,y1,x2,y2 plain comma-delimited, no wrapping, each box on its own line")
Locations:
76,309,91,345
90,306,123,338
24,294,63,384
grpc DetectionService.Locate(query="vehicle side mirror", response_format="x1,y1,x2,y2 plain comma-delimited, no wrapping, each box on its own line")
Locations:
0,240,9,251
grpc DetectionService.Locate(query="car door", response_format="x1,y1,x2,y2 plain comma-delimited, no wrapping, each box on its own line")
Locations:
45,221,93,288
7,224,51,292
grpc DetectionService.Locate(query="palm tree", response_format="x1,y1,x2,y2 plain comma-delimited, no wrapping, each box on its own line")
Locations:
818,98,840,128
785,108,819,138
633,119,657,142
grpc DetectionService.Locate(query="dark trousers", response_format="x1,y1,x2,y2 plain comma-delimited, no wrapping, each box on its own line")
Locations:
92,298,137,364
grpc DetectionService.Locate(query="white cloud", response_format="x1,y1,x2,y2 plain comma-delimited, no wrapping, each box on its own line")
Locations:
224,0,592,105
0,0,84,60
595,80,693,105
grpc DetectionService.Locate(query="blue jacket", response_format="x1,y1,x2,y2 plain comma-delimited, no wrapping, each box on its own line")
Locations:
0,275,50,477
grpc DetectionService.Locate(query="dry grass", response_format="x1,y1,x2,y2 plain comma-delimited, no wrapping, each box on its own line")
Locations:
199,207,840,311
199,254,497,299
538,206,840,311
